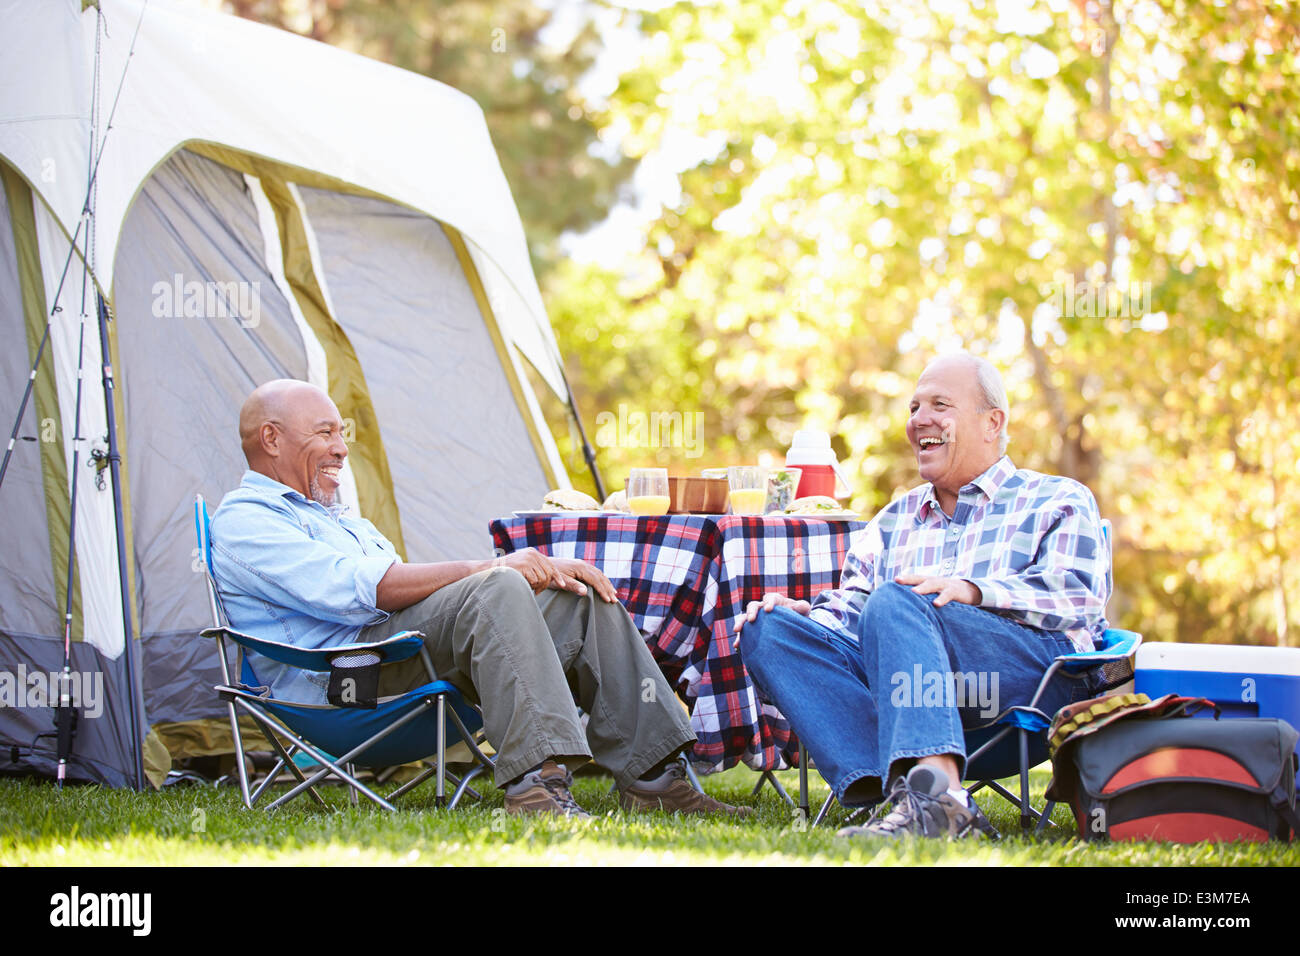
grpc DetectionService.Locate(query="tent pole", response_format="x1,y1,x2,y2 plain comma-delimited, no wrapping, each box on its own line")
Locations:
96,292,145,790
558,365,605,500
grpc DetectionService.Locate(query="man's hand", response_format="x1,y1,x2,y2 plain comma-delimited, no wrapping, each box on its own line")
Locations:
732,593,811,649
495,550,619,601
549,557,619,603
495,548,575,595
895,573,982,608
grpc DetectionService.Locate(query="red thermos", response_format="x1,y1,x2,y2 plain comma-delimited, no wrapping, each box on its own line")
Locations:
785,430,847,499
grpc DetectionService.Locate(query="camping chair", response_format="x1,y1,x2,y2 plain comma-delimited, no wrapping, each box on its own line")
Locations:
194,495,494,811
799,520,1143,832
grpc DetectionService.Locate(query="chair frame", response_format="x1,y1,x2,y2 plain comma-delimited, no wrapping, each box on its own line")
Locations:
195,494,494,812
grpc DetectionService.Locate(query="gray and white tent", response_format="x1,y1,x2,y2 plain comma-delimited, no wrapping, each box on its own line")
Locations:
0,0,586,787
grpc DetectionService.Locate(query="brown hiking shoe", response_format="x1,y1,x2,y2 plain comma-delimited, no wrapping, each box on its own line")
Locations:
504,761,592,819
620,764,752,817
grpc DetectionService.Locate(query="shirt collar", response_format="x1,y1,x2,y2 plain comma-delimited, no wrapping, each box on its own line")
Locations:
240,469,346,516
916,456,1016,521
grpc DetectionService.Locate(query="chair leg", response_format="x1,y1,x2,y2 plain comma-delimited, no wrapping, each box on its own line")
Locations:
812,790,836,828
447,765,490,810
1036,800,1058,834
241,704,327,807
436,694,447,808
1018,729,1032,830
797,743,810,819
249,756,287,805
226,700,253,809
753,770,794,806
679,753,705,794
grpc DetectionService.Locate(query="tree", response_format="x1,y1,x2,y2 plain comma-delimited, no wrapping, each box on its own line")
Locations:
546,0,1300,645
224,0,637,270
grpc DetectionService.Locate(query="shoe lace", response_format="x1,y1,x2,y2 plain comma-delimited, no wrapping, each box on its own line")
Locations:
865,781,943,834
541,770,585,815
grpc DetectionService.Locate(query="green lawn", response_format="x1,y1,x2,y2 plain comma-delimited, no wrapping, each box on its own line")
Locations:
3,766,1297,866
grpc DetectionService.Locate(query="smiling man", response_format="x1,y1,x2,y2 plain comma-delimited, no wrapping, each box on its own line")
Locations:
736,352,1110,839
210,380,743,819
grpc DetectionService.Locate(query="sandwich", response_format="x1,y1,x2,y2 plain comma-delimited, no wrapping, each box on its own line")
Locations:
784,495,842,515
543,488,601,511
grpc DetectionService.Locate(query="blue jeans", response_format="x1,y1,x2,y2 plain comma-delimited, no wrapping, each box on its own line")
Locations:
740,582,1087,805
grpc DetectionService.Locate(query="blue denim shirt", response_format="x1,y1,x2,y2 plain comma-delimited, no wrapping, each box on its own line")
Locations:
209,471,397,703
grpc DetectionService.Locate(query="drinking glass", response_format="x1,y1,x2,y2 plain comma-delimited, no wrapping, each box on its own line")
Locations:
727,466,768,515
627,468,670,516
765,467,802,514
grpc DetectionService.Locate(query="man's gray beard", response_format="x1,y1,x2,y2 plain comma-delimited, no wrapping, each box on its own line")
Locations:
309,477,336,507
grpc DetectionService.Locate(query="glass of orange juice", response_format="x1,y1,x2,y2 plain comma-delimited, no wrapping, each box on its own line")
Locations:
727,466,768,515
627,468,670,516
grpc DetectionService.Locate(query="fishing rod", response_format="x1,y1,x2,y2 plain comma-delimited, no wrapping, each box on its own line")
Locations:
0,0,147,493
53,2,107,789
0,0,151,789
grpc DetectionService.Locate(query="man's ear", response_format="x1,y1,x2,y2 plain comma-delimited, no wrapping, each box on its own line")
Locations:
259,421,281,458
986,408,1006,445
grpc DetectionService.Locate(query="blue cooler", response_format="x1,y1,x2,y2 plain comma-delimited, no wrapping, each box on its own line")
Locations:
1135,643,1300,756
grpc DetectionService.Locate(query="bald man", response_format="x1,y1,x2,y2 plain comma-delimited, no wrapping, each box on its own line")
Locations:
736,353,1111,839
210,380,743,818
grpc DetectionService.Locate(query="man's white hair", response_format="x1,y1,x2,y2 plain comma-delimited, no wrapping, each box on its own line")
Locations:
971,356,1009,455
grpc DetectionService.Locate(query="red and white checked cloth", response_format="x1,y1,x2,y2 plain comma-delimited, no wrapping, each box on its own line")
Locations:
489,513,866,772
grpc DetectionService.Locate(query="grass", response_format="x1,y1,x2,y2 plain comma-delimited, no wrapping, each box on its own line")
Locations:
3,766,1298,867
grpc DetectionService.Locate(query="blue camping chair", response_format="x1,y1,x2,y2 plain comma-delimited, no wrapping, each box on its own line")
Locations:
800,519,1143,832
194,495,494,811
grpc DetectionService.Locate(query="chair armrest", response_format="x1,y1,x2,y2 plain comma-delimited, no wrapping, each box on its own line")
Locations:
200,626,424,671
1056,628,1143,674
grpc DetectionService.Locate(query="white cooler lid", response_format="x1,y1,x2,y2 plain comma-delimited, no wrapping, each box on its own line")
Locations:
1136,642,1300,676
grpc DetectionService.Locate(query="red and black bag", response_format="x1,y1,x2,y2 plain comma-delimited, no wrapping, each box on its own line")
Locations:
1046,693,1300,843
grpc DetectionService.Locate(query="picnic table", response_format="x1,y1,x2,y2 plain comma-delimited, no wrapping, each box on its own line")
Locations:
489,513,867,773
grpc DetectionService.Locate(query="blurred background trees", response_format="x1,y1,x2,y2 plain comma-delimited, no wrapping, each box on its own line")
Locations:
220,0,1299,647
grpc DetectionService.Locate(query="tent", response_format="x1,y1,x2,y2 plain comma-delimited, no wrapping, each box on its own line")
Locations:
0,0,590,788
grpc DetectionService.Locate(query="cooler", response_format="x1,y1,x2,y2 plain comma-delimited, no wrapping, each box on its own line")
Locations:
1134,642,1300,756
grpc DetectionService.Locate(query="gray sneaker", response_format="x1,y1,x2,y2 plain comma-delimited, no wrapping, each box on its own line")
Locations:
504,760,592,819
836,765,999,841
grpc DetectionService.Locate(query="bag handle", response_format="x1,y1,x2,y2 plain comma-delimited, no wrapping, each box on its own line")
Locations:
1165,697,1220,720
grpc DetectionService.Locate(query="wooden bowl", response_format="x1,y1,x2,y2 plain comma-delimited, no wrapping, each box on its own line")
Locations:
668,476,730,514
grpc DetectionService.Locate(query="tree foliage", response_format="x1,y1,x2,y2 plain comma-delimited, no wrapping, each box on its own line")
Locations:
225,0,636,268
224,0,1299,645
545,0,1300,646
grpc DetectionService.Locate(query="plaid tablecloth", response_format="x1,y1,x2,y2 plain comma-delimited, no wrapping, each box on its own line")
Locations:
489,513,867,773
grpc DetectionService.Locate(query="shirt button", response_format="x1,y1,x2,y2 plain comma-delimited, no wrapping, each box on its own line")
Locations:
948,526,961,536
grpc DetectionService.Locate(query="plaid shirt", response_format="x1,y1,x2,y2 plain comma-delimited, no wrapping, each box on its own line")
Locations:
808,456,1110,652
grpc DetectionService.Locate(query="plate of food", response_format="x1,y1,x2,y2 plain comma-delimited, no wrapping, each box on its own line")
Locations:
512,488,629,518
511,510,609,518
781,495,862,521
